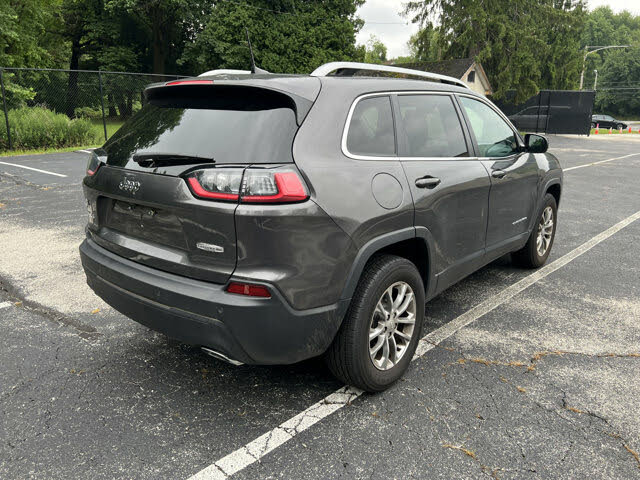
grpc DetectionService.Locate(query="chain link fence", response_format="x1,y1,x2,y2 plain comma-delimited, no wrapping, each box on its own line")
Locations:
0,67,188,152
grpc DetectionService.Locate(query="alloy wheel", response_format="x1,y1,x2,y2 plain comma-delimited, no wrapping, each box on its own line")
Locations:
536,206,554,256
369,281,417,370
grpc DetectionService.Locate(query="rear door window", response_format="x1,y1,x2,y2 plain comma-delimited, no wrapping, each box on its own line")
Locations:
346,96,396,156
397,94,468,158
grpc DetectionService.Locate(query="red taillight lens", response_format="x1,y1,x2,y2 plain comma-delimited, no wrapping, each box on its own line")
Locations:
226,282,271,298
241,171,308,203
166,80,213,86
86,152,103,176
185,168,309,204
185,169,244,201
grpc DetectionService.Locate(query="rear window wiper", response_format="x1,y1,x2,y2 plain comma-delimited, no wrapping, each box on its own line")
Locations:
133,153,215,168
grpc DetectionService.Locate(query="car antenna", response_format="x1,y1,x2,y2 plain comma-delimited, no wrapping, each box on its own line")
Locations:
245,27,269,75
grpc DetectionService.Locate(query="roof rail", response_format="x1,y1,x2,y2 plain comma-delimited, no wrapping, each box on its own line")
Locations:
310,62,470,90
198,69,251,77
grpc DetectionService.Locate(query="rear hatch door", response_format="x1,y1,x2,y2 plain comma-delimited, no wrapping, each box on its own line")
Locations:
84,79,319,283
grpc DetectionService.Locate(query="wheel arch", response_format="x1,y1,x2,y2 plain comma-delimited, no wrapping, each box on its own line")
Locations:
339,227,436,307
545,182,562,206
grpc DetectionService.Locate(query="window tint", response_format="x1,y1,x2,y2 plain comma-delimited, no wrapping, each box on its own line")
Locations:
346,96,396,156
104,91,298,166
398,95,468,158
459,97,519,158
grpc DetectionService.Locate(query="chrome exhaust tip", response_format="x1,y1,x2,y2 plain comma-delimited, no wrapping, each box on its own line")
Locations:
201,347,244,366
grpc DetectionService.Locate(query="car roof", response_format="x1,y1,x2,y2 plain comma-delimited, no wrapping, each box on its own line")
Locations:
176,73,479,99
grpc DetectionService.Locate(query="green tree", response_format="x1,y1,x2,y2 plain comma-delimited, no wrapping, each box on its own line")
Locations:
363,35,387,64
594,47,640,117
407,25,441,62
179,0,365,74
579,6,640,90
106,0,212,74
404,0,587,101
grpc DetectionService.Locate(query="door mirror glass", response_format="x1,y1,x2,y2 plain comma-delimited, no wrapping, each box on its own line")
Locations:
525,134,548,153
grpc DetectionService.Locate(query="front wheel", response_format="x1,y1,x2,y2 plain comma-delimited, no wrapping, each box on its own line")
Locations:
512,193,557,268
617,124,624,130
325,255,425,392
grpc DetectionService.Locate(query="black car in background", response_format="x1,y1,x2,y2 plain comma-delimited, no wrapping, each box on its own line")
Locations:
591,114,627,130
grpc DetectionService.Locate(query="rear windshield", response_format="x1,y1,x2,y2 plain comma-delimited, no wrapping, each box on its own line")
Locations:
103,87,298,166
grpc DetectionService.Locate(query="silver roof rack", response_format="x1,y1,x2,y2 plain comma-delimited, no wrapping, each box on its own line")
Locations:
198,69,252,77
310,62,470,90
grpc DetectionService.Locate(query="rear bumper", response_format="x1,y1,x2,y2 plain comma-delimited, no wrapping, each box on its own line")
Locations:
80,238,348,365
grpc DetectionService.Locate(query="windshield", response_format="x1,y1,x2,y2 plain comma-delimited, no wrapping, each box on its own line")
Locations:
103,93,298,166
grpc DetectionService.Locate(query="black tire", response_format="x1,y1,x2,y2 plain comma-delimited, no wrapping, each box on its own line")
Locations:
590,122,596,129
512,193,557,268
617,123,624,130
325,255,425,392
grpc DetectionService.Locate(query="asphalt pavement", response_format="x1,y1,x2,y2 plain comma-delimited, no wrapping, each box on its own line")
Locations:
1,135,639,479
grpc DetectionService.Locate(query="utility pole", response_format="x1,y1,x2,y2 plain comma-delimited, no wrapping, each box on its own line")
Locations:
579,45,630,90
593,69,598,90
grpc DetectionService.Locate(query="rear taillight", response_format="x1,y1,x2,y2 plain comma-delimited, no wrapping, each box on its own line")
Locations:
185,168,244,201
86,152,103,176
226,282,271,298
185,168,309,204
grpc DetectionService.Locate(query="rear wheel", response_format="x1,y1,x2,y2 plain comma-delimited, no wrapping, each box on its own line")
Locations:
590,122,596,129
325,255,425,392
512,193,557,268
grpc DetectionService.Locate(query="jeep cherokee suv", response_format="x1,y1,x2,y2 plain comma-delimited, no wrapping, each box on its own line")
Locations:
80,62,562,392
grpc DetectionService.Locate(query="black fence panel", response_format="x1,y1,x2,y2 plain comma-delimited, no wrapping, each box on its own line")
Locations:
492,90,596,135
0,67,187,152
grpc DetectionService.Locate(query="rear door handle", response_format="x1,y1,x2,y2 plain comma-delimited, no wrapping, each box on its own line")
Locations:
415,176,441,189
491,169,507,179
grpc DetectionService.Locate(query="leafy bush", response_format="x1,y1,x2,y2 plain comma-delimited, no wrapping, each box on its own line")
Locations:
75,106,103,119
0,107,102,151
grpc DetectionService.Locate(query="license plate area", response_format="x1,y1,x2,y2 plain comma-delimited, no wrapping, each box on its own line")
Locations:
100,198,187,250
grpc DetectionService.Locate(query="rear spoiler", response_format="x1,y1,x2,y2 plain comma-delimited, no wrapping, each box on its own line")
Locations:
144,79,319,125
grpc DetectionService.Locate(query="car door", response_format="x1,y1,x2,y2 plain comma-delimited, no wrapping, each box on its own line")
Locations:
457,95,539,256
395,93,491,293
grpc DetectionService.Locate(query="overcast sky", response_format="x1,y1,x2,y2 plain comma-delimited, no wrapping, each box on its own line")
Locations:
356,0,640,59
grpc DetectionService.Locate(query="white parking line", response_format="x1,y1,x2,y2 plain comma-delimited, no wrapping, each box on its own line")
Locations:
563,153,640,171
188,209,640,480
0,161,68,178
0,301,12,310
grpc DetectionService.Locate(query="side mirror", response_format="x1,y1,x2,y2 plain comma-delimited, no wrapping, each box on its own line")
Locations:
524,133,548,153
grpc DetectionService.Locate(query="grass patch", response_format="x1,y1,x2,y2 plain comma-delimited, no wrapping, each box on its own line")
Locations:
89,118,125,141
0,114,125,156
0,145,101,157
591,128,640,135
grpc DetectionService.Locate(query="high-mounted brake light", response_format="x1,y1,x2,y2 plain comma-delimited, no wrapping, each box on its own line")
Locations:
226,282,271,298
185,168,309,204
166,80,214,86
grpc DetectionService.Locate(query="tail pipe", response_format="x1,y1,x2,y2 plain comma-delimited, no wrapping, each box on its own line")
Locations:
201,346,244,366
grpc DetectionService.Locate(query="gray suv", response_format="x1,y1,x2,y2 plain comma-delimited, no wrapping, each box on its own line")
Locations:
80,62,562,391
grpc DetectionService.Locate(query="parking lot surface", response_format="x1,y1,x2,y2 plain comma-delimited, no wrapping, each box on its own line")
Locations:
1,136,639,479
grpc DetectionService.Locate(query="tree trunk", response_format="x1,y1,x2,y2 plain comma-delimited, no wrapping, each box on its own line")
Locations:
108,94,117,117
66,38,81,118
152,8,165,74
